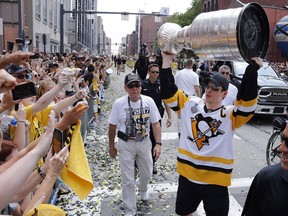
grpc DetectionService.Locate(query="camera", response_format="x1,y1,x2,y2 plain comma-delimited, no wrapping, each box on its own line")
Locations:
117,131,128,141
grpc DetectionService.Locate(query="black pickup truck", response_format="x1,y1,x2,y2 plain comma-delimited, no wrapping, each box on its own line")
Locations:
199,61,288,116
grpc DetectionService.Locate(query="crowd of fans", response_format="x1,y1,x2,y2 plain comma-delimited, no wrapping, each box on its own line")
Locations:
0,50,113,215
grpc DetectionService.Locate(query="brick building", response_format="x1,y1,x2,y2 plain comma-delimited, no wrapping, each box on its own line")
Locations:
139,14,168,55
125,12,168,56
126,31,137,56
201,0,288,62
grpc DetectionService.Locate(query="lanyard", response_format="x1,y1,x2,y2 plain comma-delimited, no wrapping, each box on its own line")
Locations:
128,96,143,124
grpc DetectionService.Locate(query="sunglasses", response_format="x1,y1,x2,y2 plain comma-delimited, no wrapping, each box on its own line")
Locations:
280,132,288,148
150,71,159,74
206,84,221,92
15,74,31,80
34,74,40,78
127,82,141,89
220,71,230,75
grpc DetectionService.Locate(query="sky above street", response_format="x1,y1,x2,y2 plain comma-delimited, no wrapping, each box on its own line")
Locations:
97,0,193,52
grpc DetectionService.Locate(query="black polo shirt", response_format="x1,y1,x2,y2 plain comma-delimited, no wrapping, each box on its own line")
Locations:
141,78,164,117
242,164,288,216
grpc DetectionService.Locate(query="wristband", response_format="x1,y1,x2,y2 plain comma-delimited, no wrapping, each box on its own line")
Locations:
155,141,162,146
37,166,46,179
17,120,26,124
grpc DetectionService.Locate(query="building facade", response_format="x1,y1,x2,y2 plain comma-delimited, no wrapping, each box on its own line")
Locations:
0,0,111,55
125,9,168,57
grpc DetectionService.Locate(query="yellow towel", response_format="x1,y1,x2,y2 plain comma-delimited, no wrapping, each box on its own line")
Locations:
92,75,99,92
26,204,66,216
60,120,94,200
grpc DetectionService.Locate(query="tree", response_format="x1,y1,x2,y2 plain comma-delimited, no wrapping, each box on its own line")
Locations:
168,0,202,59
169,0,201,27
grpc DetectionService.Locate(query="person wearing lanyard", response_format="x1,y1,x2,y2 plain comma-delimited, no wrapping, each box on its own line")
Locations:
108,73,162,216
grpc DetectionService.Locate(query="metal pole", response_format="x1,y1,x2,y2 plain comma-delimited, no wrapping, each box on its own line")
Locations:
18,0,23,39
137,12,141,54
59,8,167,54
60,4,64,54
74,7,78,50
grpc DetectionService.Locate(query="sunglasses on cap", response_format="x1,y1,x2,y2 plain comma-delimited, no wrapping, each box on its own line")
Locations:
280,132,288,148
206,84,221,92
150,71,159,74
14,74,31,80
127,82,141,89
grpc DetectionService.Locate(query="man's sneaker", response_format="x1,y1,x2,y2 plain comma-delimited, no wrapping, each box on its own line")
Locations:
152,165,157,175
140,191,149,201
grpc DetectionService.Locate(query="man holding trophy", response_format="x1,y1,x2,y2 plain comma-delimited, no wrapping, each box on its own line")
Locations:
160,52,262,216
156,2,268,215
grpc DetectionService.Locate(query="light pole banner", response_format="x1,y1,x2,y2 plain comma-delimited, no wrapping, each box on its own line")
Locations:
121,14,129,21
0,18,3,36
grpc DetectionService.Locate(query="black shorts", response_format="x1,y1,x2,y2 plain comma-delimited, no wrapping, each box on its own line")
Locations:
175,175,229,216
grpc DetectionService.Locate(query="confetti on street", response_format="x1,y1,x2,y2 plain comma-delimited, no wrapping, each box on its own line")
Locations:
56,71,179,215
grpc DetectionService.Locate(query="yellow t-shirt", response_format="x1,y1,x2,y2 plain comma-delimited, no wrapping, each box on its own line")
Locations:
10,104,54,143
171,61,178,70
92,74,100,92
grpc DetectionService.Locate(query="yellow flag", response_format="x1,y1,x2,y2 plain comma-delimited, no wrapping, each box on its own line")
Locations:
60,120,94,200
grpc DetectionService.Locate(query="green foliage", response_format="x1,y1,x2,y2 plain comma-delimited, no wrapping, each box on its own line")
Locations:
167,0,202,58
168,0,201,27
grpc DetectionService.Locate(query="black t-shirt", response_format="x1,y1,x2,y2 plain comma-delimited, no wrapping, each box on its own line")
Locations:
242,164,288,216
141,79,164,117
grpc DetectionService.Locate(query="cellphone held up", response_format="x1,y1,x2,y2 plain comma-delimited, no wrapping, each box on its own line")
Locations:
52,128,64,155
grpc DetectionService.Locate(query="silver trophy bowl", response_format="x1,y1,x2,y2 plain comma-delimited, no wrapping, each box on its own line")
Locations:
157,3,269,62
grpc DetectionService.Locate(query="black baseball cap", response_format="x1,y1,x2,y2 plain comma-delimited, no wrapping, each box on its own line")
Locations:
75,55,85,61
208,73,229,91
48,63,59,68
6,64,30,75
124,73,141,85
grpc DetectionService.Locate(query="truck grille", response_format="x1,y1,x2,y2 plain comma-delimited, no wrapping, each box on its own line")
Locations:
258,87,288,103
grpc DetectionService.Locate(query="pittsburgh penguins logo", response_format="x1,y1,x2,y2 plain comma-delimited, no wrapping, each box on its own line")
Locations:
188,113,224,150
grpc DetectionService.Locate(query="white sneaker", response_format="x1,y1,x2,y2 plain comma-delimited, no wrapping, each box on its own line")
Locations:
135,178,140,188
140,191,149,201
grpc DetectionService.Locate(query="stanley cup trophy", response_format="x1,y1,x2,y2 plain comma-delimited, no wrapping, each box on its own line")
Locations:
157,3,269,63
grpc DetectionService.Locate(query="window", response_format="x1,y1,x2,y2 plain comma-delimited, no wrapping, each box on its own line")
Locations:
54,0,58,30
35,0,41,20
43,0,47,24
211,0,214,11
203,3,207,12
49,3,53,27
214,0,218,10
35,35,39,49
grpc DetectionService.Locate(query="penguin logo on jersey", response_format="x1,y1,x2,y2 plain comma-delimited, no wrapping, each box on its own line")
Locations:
188,113,224,150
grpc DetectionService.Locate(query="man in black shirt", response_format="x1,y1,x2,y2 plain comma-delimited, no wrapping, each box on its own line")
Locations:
141,63,172,174
242,120,288,216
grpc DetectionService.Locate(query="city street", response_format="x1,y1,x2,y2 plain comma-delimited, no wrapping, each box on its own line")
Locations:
57,66,274,216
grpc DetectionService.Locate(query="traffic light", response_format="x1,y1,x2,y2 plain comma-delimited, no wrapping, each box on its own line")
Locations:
42,34,47,45
72,9,76,19
115,43,117,46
